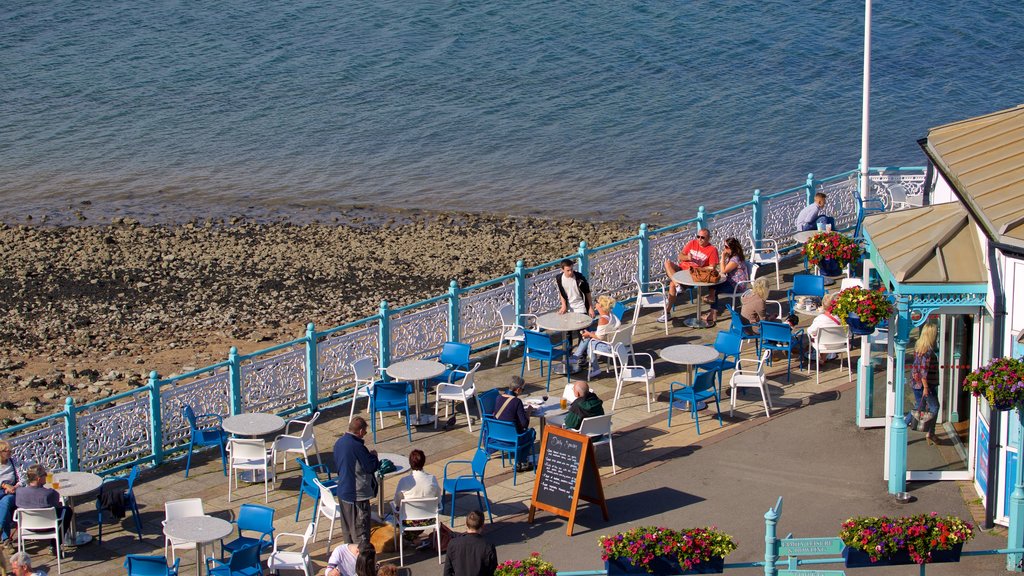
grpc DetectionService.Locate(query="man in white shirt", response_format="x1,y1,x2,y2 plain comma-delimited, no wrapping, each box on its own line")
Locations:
555,259,594,317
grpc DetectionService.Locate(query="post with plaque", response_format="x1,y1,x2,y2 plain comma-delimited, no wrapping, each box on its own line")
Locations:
528,426,609,536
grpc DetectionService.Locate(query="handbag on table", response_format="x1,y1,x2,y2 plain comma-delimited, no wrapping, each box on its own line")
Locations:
690,267,721,283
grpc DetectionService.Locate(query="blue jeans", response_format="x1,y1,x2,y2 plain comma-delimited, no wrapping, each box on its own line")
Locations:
904,387,939,425
0,492,15,540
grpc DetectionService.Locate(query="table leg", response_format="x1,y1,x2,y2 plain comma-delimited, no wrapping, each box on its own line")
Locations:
196,542,205,576
684,286,709,328
62,496,93,546
409,380,434,426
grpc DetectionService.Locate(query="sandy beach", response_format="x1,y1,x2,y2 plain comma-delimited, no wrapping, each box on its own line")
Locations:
0,210,636,426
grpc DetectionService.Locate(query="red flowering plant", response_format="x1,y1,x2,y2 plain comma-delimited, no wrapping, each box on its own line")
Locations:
963,356,1024,410
839,513,974,564
828,286,895,327
598,526,737,573
495,552,557,576
802,231,862,267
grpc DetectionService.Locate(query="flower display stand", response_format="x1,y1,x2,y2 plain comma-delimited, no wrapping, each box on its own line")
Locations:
842,543,963,567
846,313,876,336
605,556,724,575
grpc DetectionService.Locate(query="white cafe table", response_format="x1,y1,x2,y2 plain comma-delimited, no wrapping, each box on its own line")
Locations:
385,359,446,426
375,452,411,517
534,312,592,373
660,344,720,410
671,269,724,329
222,413,286,481
163,515,234,576
523,394,566,437
52,471,103,546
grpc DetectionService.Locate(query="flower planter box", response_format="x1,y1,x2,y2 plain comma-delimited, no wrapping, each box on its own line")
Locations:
818,258,843,277
842,543,963,567
605,556,725,575
846,313,876,336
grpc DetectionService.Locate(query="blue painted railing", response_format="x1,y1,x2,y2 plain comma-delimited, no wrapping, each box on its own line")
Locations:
0,167,925,476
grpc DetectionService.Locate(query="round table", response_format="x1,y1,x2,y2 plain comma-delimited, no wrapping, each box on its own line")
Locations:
660,344,720,410
222,413,286,482
163,515,234,576
386,359,446,426
52,471,103,546
523,394,566,437
670,270,724,329
375,452,411,517
535,312,592,374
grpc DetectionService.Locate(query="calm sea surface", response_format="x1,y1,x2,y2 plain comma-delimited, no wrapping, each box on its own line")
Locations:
2,1,1022,224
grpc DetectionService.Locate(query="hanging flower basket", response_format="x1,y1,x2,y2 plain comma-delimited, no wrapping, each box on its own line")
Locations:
839,513,974,566
963,356,1024,411
599,526,736,575
802,231,862,270
495,553,557,576
828,287,894,333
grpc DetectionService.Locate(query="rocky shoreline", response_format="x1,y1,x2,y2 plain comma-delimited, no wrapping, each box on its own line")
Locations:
0,211,637,426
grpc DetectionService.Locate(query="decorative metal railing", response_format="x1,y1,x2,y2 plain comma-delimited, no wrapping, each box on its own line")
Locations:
0,166,925,474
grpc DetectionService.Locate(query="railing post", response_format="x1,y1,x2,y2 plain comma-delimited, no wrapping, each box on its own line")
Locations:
763,501,779,576
379,301,391,378
448,280,460,342
577,241,589,278
64,397,79,472
638,223,650,288
805,172,815,204
228,346,242,416
514,260,527,320
149,371,164,466
305,323,319,414
752,189,763,248
1008,406,1024,571
696,205,706,232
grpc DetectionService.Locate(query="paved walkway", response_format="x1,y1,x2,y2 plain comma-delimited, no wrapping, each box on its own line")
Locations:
7,259,1009,575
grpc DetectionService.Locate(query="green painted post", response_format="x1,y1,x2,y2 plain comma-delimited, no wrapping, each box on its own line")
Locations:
448,280,460,342
638,224,650,288
888,296,911,494
805,173,815,204
752,189,763,248
148,370,163,465
1008,406,1024,571
379,301,391,378
696,205,706,232
228,346,242,416
305,323,319,413
64,397,78,472
763,502,779,576
577,241,588,278
514,260,527,320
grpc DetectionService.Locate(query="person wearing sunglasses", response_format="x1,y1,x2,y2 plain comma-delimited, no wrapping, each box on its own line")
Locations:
658,229,719,323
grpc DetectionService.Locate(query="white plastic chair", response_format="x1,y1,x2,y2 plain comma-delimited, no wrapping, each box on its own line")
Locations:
267,522,315,576
494,304,537,367
273,411,320,472
228,438,273,503
840,277,865,291
811,326,852,385
748,233,781,290
434,362,481,432
729,349,773,419
578,414,617,474
349,356,379,423
15,508,65,574
610,342,655,412
631,275,669,335
163,497,205,563
311,478,343,550
588,324,632,380
391,496,442,566
888,183,910,210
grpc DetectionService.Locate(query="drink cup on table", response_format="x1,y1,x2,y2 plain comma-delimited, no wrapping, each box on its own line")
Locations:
52,479,60,490
560,398,568,410
46,472,53,484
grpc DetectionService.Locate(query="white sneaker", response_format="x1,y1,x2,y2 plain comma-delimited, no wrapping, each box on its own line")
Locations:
656,313,670,323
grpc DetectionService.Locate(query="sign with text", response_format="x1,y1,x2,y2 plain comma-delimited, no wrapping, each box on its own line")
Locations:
528,426,608,536
777,537,845,556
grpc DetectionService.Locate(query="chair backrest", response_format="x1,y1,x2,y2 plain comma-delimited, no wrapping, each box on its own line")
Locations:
295,412,319,441
126,463,142,492
482,417,520,443
124,555,176,576
455,362,481,392
351,356,377,383
298,522,315,553
523,329,552,352
227,542,262,571
314,479,339,513
611,342,630,366
477,389,500,417
400,497,440,522
297,458,321,495
791,274,825,298
497,303,517,326
816,325,849,347
236,503,275,534
229,438,268,462
439,341,471,369
470,448,490,478
691,370,717,394
608,326,632,348
16,507,58,530
712,331,742,357
165,498,204,521
183,405,198,430
840,278,864,291
889,183,907,205
578,413,613,437
725,305,745,337
373,380,410,404
759,321,793,345
610,301,627,321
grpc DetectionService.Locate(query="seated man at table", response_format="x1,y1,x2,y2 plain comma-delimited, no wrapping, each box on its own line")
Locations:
659,228,719,322
15,464,73,546
795,192,835,231
562,380,604,430
493,376,536,473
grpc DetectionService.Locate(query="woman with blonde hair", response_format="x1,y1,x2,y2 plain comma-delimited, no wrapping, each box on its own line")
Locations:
0,438,20,543
740,277,776,330
570,295,620,378
905,323,940,444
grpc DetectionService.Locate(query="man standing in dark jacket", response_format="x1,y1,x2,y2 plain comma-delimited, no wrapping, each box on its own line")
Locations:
332,417,379,546
444,510,497,576
562,380,604,430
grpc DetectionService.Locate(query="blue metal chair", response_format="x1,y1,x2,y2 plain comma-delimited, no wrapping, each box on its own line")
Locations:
295,457,336,521
610,301,628,322
481,416,535,486
441,448,493,524
667,370,723,435
369,380,413,443
853,195,887,240
97,464,144,543
787,274,826,314
475,388,501,448
759,321,805,383
695,331,742,394
725,304,762,354
221,503,275,558
124,555,179,576
183,405,228,478
432,341,472,386
206,541,263,576
520,329,571,391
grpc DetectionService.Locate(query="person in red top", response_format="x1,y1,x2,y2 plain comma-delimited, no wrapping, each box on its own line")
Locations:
659,228,720,323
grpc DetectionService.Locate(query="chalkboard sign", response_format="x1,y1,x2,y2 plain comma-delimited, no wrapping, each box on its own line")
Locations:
528,426,608,536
